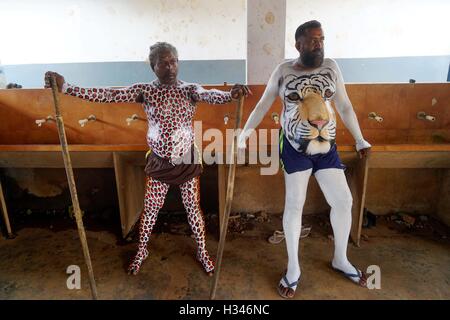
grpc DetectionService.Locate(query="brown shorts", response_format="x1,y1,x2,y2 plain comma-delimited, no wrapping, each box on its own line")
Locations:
144,145,203,185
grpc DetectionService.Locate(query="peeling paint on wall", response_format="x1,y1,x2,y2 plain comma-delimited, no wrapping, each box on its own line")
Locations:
265,11,275,24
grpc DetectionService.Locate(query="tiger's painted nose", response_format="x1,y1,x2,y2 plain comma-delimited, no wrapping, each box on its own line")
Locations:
310,119,328,129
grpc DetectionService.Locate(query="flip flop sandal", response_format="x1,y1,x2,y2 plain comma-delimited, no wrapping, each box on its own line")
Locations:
268,230,285,244
277,272,300,299
300,225,312,239
268,226,312,244
331,263,368,287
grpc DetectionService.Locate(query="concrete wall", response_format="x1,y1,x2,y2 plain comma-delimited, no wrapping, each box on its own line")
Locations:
0,0,246,64
285,0,450,59
1,0,449,87
3,60,246,88
247,0,286,84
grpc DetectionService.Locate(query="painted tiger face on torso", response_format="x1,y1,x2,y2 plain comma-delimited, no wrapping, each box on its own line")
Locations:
281,67,338,155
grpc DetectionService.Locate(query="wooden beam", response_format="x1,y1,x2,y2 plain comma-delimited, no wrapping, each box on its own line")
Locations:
217,164,227,237
49,76,98,299
369,151,450,168
0,177,14,239
348,152,370,247
0,144,148,152
0,151,114,168
113,152,145,238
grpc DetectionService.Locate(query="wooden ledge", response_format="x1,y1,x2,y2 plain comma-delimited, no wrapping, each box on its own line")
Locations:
1,144,449,153
0,145,148,152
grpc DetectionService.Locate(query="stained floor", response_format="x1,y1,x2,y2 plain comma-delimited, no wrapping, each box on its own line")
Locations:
0,211,449,300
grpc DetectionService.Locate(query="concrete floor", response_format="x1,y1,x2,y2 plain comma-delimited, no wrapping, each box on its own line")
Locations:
0,212,449,300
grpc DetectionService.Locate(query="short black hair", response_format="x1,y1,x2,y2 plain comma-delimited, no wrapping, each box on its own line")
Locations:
295,20,322,41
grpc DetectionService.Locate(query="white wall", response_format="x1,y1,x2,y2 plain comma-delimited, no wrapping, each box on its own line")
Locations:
285,0,450,59
2,0,449,65
247,0,286,84
0,0,246,65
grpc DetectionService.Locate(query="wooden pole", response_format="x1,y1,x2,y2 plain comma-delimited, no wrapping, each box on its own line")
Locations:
49,76,98,300
0,178,14,238
210,96,244,300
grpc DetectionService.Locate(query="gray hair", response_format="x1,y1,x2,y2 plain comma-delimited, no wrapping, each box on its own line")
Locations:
148,42,178,70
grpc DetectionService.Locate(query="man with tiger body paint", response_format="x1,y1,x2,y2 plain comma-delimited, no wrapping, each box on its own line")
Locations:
238,20,372,298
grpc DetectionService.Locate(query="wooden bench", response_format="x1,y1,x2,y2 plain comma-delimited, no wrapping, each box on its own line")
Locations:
0,144,148,238
0,87,233,238
1,83,449,245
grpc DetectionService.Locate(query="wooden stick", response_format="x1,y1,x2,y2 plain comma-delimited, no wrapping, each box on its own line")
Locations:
50,76,98,300
0,178,14,238
210,96,244,300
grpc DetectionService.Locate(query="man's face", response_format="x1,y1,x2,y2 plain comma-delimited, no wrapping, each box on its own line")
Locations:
153,50,179,84
296,27,324,68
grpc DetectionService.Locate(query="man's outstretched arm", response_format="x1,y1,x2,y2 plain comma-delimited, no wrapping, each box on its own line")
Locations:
44,71,143,103
191,83,250,105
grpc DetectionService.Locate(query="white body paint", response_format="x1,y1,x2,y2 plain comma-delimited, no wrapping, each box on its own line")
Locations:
238,58,371,293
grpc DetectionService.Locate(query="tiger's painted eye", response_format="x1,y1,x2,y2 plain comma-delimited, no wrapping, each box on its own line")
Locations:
287,92,301,101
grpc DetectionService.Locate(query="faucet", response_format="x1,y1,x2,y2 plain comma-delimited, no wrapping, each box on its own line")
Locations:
417,111,435,122
79,114,96,127
126,114,139,126
368,112,383,122
35,115,55,127
272,112,280,125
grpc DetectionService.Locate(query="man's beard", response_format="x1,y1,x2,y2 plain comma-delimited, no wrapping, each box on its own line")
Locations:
301,49,324,68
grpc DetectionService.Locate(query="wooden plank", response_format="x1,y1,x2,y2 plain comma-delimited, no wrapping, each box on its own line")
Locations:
350,129,410,145
0,146,447,170
99,103,147,145
1,143,445,153
0,177,14,238
407,129,450,144
50,77,98,299
0,151,114,168
113,152,145,238
210,96,245,299
364,168,442,215
348,152,370,247
0,144,148,152
369,144,450,152
369,151,450,168
363,84,410,130
407,83,450,131
217,164,227,236
436,169,450,226
2,83,450,146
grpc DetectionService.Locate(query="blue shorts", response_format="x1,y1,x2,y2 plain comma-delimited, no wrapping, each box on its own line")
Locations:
279,130,345,175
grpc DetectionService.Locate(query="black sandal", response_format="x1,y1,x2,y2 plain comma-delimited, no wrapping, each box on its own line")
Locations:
277,273,299,299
